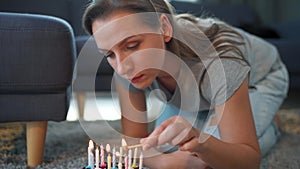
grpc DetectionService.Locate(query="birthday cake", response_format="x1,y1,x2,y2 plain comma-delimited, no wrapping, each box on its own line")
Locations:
84,140,145,169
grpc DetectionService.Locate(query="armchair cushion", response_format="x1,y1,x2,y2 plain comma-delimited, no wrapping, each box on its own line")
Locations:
0,12,76,122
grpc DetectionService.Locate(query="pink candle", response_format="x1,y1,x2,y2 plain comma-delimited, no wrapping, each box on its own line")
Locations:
100,144,106,168
112,145,116,168
125,154,128,169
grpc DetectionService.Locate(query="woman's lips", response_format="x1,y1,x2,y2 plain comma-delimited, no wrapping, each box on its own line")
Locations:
131,74,144,83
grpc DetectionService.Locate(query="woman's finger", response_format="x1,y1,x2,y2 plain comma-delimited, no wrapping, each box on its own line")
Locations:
141,116,192,150
170,128,193,146
141,116,178,145
179,136,200,152
158,122,187,145
150,116,179,136
140,125,171,150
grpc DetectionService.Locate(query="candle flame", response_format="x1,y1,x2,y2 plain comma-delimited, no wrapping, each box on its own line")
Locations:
88,140,94,149
116,151,126,157
121,138,127,147
106,144,111,153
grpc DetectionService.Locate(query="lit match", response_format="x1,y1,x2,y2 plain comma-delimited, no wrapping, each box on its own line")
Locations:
127,144,143,149
121,138,143,149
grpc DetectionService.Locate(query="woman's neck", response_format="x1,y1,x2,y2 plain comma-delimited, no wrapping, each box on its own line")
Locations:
157,71,178,94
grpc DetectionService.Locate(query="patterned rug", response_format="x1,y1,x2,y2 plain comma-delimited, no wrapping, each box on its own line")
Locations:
0,109,299,169
277,109,300,135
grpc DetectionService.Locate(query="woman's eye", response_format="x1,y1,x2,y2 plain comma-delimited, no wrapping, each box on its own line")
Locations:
126,42,139,50
104,52,114,58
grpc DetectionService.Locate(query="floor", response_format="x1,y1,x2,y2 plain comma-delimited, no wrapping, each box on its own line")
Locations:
281,89,300,109
0,89,299,169
67,92,121,121
67,92,164,121
67,89,300,121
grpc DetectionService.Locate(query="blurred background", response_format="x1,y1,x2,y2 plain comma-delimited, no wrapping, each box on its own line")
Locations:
174,0,300,25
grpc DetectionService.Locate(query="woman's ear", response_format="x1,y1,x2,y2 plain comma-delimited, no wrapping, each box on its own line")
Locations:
159,14,173,43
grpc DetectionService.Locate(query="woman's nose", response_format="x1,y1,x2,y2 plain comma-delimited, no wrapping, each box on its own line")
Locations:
116,54,134,78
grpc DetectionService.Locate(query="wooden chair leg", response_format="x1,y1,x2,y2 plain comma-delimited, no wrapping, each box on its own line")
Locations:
26,121,48,168
76,92,86,119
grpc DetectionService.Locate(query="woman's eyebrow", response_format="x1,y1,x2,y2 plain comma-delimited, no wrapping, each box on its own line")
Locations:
98,35,141,53
118,35,141,46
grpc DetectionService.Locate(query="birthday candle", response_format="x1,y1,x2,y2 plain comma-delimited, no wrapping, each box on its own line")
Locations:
131,147,138,169
100,144,106,168
112,145,117,169
118,147,123,169
95,146,100,169
139,152,143,169
88,140,94,169
106,144,112,169
128,149,132,169
125,154,128,169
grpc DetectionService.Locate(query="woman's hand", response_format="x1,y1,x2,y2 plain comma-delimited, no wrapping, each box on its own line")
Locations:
144,150,210,169
141,116,202,152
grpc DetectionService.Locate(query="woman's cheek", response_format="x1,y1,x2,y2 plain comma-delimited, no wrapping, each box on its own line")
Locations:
107,59,117,70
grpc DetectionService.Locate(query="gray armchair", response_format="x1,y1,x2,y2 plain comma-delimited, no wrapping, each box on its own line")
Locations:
0,12,75,167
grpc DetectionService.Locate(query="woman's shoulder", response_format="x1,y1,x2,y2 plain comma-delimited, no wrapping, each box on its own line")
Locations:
233,27,279,58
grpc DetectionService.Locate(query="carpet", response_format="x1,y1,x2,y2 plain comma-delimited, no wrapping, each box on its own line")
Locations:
0,109,300,169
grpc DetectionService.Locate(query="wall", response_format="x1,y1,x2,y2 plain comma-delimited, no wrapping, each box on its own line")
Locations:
245,0,300,24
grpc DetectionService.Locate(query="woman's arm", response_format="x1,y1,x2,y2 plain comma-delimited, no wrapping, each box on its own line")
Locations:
143,150,209,169
141,79,261,169
115,81,148,138
197,79,261,169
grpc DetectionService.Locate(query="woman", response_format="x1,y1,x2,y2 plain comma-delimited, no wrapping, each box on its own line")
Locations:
82,0,289,168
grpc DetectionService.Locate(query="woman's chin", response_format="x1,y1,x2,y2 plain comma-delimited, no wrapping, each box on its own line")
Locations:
131,83,149,90
131,79,153,90
130,74,156,90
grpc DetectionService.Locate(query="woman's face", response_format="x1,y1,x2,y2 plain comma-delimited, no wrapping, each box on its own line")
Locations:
92,11,171,90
